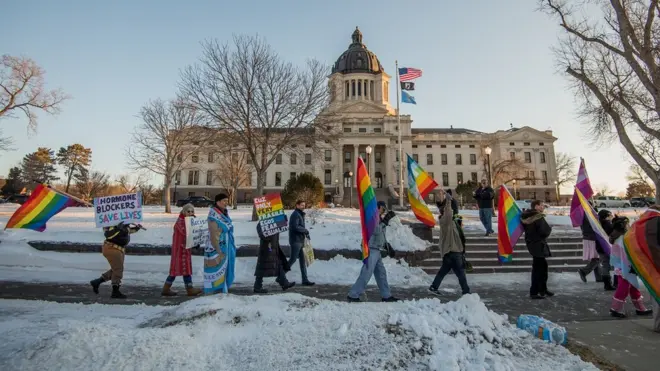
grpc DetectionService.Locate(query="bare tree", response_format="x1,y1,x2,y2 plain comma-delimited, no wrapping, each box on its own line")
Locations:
116,174,149,193
214,145,253,209
179,35,338,219
0,55,69,132
482,157,531,185
0,128,14,152
626,163,652,184
74,170,109,201
126,98,206,213
540,0,660,199
555,152,577,188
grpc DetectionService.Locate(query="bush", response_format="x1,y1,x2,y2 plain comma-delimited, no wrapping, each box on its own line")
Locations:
281,172,324,209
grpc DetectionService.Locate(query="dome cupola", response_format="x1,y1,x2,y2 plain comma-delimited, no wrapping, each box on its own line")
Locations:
331,27,384,75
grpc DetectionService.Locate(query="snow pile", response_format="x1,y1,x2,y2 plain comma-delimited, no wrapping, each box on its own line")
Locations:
0,294,596,371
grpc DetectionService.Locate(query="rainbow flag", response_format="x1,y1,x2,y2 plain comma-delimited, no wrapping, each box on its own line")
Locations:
4,184,76,232
356,157,379,263
574,187,611,255
623,209,660,303
570,158,594,227
406,154,438,227
496,185,523,263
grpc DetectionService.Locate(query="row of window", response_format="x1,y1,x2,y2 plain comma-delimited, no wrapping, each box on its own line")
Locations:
523,170,549,185
174,169,340,187
510,151,546,164
412,144,476,149
510,142,545,146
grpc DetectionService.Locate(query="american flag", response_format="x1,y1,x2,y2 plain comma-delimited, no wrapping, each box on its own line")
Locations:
398,67,422,81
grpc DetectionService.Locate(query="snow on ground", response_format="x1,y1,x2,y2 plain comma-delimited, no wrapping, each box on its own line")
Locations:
0,294,597,371
0,204,430,251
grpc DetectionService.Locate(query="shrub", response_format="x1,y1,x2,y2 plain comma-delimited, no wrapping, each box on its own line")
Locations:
281,172,324,209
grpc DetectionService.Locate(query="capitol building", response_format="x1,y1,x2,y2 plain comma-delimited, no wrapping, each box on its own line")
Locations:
171,28,559,205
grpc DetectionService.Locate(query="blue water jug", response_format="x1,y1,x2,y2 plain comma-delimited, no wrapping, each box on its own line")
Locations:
516,314,567,345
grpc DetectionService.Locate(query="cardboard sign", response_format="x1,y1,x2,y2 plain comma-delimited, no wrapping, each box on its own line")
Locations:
184,216,209,248
94,192,143,228
254,193,288,237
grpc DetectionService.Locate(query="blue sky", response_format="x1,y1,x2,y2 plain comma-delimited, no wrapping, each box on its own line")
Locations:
1,0,631,193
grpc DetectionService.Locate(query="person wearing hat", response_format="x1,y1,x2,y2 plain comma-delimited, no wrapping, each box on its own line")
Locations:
203,193,236,294
161,203,202,297
347,200,400,302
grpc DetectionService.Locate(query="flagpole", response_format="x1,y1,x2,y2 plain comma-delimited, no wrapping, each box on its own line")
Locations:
396,60,403,208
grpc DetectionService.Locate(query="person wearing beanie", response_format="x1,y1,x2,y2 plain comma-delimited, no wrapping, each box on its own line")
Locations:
347,200,400,303
203,193,236,294
287,200,315,286
161,203,202,297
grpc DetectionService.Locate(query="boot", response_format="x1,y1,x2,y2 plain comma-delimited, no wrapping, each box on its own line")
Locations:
281,281,296,291
185,286,202,296
382,296,400,302
161,283,177,297
603,276,615,291
632,298,653,316
613,275,619,289
90,277,105,294
111,285,127,299
577,269,587,283
610,297,626,318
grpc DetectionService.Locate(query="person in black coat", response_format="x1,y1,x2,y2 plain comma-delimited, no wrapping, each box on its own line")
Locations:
254,222,295,293
473,179,495,236
521,200,554,299
288,200,314,286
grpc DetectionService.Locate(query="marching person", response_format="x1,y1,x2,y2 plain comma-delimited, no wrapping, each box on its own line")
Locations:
288,200,315,286
429,189,471,296
521,200,554,299
473,179,495,236
90,221,142,299
347,201,400,303
253,220,296,293
204,193,236,294
161,203,202,297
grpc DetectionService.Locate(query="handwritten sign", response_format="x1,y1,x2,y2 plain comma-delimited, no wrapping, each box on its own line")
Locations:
184,216,209,248
254,193,288,237
93,192,143,228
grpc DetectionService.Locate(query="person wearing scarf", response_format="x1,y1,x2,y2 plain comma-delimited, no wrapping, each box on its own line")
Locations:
203,194,236,294
161,203,202,297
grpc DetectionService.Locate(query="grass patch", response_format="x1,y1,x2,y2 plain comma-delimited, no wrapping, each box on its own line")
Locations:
565,340,626,371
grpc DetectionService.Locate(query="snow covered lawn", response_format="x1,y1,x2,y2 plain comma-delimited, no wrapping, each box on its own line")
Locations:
0,294,597,371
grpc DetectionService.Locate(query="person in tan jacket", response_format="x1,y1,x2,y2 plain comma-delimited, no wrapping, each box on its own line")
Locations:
90,222,142,299
429,189,471,295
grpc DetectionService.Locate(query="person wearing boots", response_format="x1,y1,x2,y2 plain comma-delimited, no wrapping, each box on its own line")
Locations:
90,221,142,299
521,200,554,299
253,221,295,293
599,209,618,289
161,203,202,297
347,201,400,303
578,210,615,291
288,200,315,286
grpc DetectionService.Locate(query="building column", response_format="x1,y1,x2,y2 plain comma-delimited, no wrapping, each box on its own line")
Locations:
369,145,376,181
353,145,359,171
337,144,344,197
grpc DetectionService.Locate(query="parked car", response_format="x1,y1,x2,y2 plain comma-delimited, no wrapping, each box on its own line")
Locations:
594,196,631,208
5,194,29,205
630,197,656,207
175,196,215,208
514,199,549,211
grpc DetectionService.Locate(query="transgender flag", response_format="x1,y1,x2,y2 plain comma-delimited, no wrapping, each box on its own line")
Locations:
570,158,594,227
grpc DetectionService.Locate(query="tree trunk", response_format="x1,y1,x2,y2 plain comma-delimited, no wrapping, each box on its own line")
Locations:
164,178,172,214
251,171,265,221
65,168,73,193
655,178,660,202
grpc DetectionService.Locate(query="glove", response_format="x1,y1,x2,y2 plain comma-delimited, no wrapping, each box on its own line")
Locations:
382,211,396,225
386,242,396,258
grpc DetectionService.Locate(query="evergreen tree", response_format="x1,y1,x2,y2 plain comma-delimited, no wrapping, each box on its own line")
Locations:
20,147,58,188
57,144,92,192
1,167,25,195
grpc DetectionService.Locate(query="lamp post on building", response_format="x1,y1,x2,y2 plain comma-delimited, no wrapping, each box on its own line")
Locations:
484,146,492,186
335,178,339,195
554,180,560,205
366,145,372,178
349,171,354,208
512,179,517,199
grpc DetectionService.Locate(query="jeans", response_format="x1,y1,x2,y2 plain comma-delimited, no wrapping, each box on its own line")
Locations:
430,252,470,294
254,266,288,289
653,301,660,332
479,208,494,233
165,275,192,287
348,249,391,299
530,257,549,295
288,242,309,283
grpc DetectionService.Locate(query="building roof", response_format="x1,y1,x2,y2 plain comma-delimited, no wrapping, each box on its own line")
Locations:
331,27,384,75
411,128,484,135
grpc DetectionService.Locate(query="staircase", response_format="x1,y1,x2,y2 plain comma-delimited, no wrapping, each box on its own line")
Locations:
418,233,585,274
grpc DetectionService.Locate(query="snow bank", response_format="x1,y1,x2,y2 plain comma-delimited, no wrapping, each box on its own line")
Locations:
0,205,429,251
0,294,596,371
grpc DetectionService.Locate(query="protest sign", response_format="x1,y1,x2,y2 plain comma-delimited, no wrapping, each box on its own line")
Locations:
254,193,288,237
184,216,209,248
94,192,143,228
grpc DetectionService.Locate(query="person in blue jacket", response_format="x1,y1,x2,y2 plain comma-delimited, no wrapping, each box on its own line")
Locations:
288,200,315,286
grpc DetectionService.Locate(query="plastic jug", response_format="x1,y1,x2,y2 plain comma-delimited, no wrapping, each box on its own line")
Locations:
516,314,567,345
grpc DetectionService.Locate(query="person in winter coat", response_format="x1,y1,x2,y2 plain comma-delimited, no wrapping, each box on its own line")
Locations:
161,204,202,297
436,189,459,216
203,193,236,294
347,201,400,303
253,221,295,293
288,200,314,286
577,209,615,290
90,221,142,299
473,179,495,236
521,200,554,299
429,190,471,295
607,215,653,318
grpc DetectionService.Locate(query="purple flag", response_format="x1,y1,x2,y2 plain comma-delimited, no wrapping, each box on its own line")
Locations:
570,158,594,227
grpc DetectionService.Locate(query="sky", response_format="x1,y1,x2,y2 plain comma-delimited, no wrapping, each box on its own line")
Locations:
1,0,635,193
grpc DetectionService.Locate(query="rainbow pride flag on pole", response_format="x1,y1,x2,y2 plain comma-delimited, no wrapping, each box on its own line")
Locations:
496,185,523,263
406,154,438,227
356,157,379,263
623,209,660,303
574,187,611,255
4,184,76,232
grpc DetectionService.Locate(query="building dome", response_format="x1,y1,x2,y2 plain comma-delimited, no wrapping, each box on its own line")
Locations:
331,27,384,75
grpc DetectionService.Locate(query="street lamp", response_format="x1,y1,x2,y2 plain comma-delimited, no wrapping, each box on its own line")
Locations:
365,145,373,178
484,146,492,186
334,179,339,196
349,171,354,208
512,179,517,199
554,180,559,204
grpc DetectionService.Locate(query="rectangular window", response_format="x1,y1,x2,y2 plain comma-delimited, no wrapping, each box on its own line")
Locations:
175,170,181,183
275,172,282,186
343,127,351,133
510,152,515,160
324,150,332,162
305,154,312,165
539,142,545,146
542,170,548,185
176,153,182,163
412,145,418,148
426,145,432,148
529,170,536,185
188,191,195,197
290,172,296,181
374,128,382,133
358,128,367,133
375,151,382,163
191,152,199,163
428,172,435,179
440,145,446,148
442,172,449,187
412,154,419,163
207,152,214,163
291,153,297,165
509,142,515,146
469,144,475,148
305,144,311,148
204,192,210,198
396,151,400,162
470,154,476,165
441,154,447,165
455,154,462,165
524,142,530,146
471,172,478,182
324,169,331,185
524,152,531,163
457,172,463,184
427,154,433,165
276,153,282,164
540,152,546,163
188,170,199,185
455,145,461,148
206,170,214,186
344,151,351,163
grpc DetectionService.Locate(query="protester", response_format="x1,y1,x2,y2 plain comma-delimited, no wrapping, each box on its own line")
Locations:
429,190,471,295
253,220,295,293
90,221,142,299
599,209,617,288
473,179,495,236
347,201,400,302
437,188,459,216
203,194,236,294
288,200,315,286
578,208,614,290
161,204,202,297
521,200,554,299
